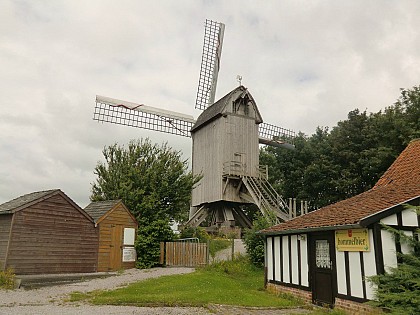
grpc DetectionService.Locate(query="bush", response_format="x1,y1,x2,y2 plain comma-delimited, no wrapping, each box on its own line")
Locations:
368,205,420,315
243,215,272,267
178,226,209,243
0,268,15,290
135,219,174,269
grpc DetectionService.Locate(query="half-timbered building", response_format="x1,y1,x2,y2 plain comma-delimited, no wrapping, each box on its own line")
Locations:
0,190,98,274
261,139,420,314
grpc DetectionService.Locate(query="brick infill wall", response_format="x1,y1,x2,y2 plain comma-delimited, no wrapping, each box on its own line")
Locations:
335,297,383,315
266,283,312,304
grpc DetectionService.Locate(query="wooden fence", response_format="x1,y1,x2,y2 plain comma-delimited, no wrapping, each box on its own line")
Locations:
160,241,208,267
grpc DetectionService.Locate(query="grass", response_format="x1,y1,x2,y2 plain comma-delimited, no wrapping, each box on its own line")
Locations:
0,268,15,290
70,256,304,308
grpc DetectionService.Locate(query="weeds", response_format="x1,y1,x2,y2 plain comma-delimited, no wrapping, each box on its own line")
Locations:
0,268,16,290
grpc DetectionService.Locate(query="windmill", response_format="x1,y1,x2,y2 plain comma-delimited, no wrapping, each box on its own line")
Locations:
93,20,296,230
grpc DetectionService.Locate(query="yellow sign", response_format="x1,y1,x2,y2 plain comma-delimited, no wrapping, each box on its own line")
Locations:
335,229,370,252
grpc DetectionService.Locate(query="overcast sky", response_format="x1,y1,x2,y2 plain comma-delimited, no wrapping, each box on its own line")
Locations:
1,0,419,207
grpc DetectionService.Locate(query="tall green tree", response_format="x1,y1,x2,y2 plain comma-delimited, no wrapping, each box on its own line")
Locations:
91,138,199,224
260,85,420,210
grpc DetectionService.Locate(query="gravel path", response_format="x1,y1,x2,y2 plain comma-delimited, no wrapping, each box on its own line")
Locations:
0,267,211,315
213,239,246,262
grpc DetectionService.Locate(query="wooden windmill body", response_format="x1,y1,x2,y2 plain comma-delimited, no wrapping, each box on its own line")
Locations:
94,20,295,229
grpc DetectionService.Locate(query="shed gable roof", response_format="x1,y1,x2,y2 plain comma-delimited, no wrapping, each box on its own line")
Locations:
0,189,94,223
0,189,59,214
191,86,263,133
84,200,137,225
262,139,420,235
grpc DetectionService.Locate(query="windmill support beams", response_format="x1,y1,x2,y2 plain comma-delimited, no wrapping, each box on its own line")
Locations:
185,202,252,229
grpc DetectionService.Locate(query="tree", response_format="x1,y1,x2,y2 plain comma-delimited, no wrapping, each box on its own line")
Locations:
260,85,420,210
91,138,199,223
368,205,420,314
91,138,200,268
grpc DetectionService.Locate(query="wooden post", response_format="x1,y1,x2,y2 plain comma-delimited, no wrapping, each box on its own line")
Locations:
231,238,235,260
289,198,293,219
159,242,165,265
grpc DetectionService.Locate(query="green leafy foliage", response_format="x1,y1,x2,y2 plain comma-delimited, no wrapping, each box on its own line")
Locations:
179,226,210,243
243,215,272,267
261,85,420,210
135,219,174,269
91,138,201,268
91,138,200,223
368,205,420,315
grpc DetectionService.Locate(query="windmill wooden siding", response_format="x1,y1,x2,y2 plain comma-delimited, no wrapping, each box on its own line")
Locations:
0,190,98,274
261,139,420,314
191,86,261,207
84,200,138,272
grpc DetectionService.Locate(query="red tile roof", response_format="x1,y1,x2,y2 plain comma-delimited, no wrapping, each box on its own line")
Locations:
262,139,420,234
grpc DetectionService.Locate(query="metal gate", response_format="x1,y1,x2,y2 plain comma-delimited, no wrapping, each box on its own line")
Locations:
160,238,208,267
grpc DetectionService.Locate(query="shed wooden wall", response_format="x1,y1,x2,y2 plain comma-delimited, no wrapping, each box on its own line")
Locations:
0,214,12,270
6,194,98,274
97,204,137,272
192,114,259,206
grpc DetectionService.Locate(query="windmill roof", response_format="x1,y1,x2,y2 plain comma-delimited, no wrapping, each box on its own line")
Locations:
84,200,122,223
0,189,60,214
191,86,262,132
262,139,420,235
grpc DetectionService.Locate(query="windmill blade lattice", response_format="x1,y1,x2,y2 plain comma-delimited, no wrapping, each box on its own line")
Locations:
195,19,225,110
94,96,195,137
259,122,296,145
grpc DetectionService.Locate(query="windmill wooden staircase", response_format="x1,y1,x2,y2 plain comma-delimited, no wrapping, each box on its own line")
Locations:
241,174,290,223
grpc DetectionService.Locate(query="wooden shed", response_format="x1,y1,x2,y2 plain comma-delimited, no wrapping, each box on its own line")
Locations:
84,200,138,271
261,139,420,314
0,189,98,275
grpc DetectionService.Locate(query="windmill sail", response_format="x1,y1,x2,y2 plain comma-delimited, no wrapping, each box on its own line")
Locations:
94,95,195,137
195,19,225,110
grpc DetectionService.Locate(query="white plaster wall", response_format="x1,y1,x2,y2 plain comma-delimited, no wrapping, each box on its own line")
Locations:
274,236,281,282
381,229,398,271
402,209,418,227
267,237,273,280
336,250,347,295
291,235,298,285
348,251,364,298
381,214,397,225
300,236,309,287
282,236,290,283
401,230,414,255
363,230,377,300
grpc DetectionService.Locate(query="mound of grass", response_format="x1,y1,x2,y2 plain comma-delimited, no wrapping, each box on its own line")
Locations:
71,256,303,308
